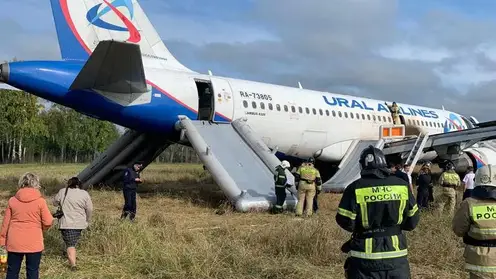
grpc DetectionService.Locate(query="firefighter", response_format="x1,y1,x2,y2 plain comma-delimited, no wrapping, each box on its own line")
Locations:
437,161,461,215
294,157,322,217
272,160,291,214
453,164,496,279
385,102,401,125
336,145,419,278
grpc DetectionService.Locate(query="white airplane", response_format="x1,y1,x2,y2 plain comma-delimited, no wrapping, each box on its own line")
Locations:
2,0,496,211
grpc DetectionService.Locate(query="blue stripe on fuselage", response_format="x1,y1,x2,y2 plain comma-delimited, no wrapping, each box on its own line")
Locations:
6,61,200,133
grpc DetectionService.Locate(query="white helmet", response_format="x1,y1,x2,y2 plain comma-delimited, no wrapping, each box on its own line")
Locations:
475,164,496,188
281,160,290,169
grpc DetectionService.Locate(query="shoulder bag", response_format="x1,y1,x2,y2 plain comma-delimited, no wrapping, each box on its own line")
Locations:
52,187,69,219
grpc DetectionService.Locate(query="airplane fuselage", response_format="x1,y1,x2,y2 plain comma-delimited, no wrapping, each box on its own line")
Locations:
3,59,474,164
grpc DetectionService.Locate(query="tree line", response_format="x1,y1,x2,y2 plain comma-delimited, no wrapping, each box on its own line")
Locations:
0,89,200,164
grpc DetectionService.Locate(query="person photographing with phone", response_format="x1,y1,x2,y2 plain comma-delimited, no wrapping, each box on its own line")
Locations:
120,162,144,221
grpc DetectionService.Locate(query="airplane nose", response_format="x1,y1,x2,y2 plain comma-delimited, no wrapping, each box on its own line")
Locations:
0,63,9,83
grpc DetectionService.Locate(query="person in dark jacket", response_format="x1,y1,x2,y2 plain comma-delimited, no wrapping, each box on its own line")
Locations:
394,163,410,184
336,146,419,279
416,165,432,210
120,162,143,221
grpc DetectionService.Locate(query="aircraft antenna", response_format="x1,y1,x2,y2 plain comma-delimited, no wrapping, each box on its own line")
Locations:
442,105,445,110
208,70,213,76
298,82,303,89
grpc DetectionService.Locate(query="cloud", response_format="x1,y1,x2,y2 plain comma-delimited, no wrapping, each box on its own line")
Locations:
2,0,496,122
162,0,496,121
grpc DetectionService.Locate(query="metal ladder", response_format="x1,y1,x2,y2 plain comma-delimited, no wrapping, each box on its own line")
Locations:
404,132,430,175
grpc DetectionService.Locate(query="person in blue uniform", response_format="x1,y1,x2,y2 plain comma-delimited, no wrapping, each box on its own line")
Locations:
120,162,143,221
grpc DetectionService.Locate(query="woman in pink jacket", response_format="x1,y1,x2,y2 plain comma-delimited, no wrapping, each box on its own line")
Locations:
0,172,53,279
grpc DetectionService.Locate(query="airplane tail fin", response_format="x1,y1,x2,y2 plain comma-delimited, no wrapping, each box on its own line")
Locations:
49,0,194,72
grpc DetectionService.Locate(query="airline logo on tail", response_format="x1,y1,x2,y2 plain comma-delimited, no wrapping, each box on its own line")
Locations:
86,0,141,43
444,113,463,133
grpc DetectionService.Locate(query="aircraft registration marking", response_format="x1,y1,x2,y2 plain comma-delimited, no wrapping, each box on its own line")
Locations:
239,91,273,101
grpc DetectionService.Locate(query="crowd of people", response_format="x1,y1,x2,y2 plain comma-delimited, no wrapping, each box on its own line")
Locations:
0,153,486,278
272,146,492,279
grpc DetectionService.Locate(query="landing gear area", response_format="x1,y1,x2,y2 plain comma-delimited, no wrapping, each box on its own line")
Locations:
195,80,214,121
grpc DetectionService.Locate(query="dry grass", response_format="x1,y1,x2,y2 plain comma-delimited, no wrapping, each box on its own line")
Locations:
0,163,468,278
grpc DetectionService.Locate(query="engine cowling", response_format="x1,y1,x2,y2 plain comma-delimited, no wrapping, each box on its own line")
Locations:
449,144,496,173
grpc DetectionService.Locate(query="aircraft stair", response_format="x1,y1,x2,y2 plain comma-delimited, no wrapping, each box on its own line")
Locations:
176,115,298,212
403,133,429,176
322,139,385,193
78,129,170,188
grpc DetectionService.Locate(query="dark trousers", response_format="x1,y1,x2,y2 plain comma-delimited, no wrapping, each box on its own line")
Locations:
344,257,411,279
6,251,42,279
272,187,287,214
121,187,137,220
417,187,429,209
463,189,473,200
428,187,434,203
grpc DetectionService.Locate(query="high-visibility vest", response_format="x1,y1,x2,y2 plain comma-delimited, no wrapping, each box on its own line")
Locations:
299,166,318,182
462,198,496,273
274,168,287,187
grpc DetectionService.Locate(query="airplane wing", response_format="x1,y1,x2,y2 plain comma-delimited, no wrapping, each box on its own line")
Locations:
382,123,496,156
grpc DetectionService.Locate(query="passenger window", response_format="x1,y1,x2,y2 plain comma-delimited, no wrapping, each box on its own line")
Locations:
268,103,273,110
367,115,371,120
350,113,354,119
356,113,360,119
260,102,265,110
284,105,288,112
305,107,310,114
326,110,330,116
298,107,303,113
338,111,342,117
319,109,323,116
373,115,376,121
362,114,365,120
344,112,348,118
276,104,281,111
243,100,248,108
388,117,392,123
332,111,336,117
291,106,296,113
382,116,386,122
312,108,317,115
252,101,257,109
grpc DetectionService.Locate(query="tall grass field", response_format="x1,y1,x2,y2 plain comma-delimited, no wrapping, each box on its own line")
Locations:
0,164,467,278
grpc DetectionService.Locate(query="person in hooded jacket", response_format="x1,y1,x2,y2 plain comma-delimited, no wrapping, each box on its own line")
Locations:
336,145,419,279
453,164,496,279
0,172,53,279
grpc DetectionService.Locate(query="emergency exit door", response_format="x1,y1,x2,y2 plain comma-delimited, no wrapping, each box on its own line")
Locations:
210,77,234,122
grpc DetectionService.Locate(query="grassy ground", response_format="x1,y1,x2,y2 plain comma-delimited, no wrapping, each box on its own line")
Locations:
0,163,468,279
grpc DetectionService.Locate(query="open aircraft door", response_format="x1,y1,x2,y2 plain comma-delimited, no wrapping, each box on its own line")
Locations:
210,77,234,123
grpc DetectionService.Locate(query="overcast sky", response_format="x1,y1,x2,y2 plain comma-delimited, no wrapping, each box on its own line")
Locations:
2,0,496,121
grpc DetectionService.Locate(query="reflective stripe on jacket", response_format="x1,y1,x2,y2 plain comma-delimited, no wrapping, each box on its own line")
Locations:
453,196,496,271
336,174,419,261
